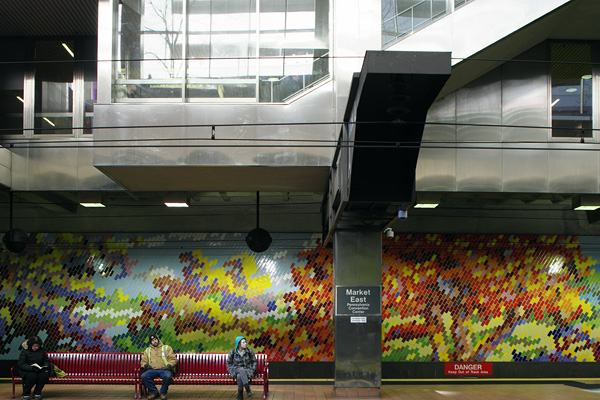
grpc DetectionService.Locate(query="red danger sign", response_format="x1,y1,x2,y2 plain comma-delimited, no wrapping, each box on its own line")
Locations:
444,363,492,376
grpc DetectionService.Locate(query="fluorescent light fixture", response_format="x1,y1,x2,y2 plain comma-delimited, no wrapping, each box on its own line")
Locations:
62,42,75,58
79,192,104,208
582,74,592,80
43,117,55,126
551,98,560,107
414,203,439,209
80,202,105,208
573,195,600,211
165,202,189,208
574,205,600,211
415,193,441,210
16,96,24,103
164,192,189,207
566,88,577,93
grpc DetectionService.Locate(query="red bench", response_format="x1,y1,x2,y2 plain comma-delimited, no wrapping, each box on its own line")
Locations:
140,353,269,399
11,352,142,398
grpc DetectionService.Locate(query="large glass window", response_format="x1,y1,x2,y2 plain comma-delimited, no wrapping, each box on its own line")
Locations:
84,69,98,135
0,38,93,137
187,0,257,100
0,41,26,135
34,40,74,135
0,85,24,135
117,0,184,99
550,42,594,138
115,0,329,102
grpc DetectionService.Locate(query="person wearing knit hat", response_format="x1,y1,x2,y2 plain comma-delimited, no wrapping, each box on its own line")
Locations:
140,334,177,400
226,336,257,400
17,336,50,400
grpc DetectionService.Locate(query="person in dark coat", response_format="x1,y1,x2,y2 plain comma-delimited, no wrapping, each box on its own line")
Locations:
18,336,50,400
227,336,257,400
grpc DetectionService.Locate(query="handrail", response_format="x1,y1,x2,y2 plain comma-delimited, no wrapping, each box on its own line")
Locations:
383,0,476,46
114,51,329,103
382,0,429,27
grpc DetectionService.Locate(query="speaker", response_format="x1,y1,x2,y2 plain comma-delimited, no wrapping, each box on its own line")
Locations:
245,228,272,253
3,229,29,253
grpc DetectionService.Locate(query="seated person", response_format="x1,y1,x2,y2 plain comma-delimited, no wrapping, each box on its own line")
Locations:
141,335,177,400
18,336,50,400
227,336,257,400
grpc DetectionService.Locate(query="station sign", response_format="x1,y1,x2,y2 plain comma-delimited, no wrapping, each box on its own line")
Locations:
335,286,381,316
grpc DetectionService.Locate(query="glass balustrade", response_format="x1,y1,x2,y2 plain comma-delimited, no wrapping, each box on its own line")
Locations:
382,0,475,47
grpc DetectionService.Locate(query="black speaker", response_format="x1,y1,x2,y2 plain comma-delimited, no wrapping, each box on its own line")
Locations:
3,229,29,253
245,228,272,253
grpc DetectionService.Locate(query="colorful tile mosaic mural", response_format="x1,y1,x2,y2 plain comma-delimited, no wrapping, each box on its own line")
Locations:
1,232,600,363
382,234,600,362
0,233,333,361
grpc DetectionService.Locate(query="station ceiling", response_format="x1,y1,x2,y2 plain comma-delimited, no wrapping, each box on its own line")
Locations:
1,0,600,239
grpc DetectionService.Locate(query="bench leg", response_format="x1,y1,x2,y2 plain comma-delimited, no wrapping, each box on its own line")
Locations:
12,380,15,398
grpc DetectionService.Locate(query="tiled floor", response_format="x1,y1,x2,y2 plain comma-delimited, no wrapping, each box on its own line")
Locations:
4,381,600,399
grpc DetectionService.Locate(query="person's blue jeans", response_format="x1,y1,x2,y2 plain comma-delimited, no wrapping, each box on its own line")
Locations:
141,369,172,395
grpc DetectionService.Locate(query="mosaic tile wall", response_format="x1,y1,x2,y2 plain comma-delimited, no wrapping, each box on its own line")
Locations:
0,233,333,361
1,232,600,363
382,234,600,362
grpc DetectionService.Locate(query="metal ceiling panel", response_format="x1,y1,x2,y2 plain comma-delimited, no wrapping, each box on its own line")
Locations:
0,0,97,37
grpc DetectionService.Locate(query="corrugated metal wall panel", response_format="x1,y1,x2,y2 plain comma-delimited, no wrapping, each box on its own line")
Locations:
0,0,97,37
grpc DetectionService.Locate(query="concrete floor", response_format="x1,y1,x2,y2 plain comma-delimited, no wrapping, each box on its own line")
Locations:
5,381,600,400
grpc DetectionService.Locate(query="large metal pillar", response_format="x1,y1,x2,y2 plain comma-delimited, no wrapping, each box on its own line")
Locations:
323,51,451,395
334,229,382,397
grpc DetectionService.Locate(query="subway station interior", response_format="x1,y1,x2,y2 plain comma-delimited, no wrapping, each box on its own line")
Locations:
2,0,600,395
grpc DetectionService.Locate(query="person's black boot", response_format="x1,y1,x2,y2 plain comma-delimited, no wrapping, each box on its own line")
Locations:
236,389,244,400
244,383,253,397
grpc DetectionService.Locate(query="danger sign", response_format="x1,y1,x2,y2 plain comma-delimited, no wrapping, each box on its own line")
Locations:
444,363,492,376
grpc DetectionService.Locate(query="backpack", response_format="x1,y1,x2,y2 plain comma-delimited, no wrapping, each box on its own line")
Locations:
53,365,66,377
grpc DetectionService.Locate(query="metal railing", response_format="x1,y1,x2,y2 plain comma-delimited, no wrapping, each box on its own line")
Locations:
383,0,475,46
114,51,330,104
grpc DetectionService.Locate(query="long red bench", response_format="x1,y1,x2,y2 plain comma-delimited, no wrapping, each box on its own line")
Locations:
11,352,142,398
140,353,269,399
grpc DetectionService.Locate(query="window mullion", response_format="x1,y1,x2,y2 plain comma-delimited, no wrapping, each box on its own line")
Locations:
182,0,188,102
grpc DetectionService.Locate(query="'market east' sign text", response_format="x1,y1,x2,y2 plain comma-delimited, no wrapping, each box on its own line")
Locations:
335,286,381,315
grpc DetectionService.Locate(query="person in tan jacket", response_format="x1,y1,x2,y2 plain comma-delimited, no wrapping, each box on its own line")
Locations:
140,335,177,400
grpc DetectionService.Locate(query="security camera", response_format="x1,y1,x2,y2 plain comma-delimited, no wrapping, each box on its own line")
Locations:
384,228,394,239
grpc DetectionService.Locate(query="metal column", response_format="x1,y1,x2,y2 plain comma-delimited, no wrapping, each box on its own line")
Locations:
334,229,382,395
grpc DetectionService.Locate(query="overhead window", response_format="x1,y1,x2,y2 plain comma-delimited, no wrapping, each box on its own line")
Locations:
115,0,329,103
550,42,594,138
0,41,26,135
34,40,75,135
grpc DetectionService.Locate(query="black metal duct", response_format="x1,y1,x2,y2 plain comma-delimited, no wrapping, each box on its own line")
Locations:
323,51,451,243
348,51,451,203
